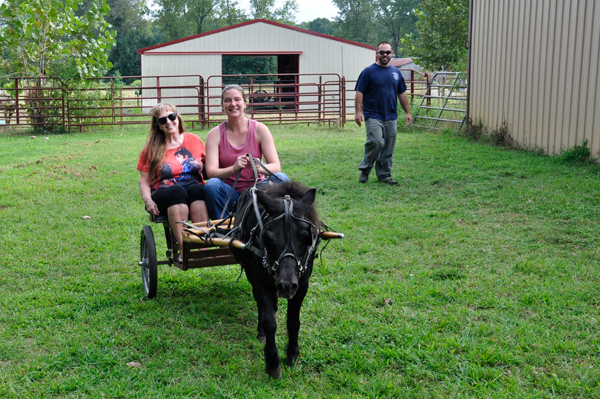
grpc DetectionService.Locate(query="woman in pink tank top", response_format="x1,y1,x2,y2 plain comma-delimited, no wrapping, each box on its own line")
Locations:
204,84,289,220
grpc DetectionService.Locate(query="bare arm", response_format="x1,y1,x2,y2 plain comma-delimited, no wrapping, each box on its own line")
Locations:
255,122,281,175
398,91,412,126
354,91,364,126
204,127,245,179
139,171,159,215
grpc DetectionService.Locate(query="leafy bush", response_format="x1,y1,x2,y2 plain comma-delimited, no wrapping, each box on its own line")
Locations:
555,140,592,165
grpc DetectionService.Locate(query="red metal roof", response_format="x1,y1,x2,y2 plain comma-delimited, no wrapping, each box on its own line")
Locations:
390,58,413,67
138,19,377,54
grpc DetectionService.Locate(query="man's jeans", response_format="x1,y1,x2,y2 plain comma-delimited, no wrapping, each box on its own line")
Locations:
358,118,397,181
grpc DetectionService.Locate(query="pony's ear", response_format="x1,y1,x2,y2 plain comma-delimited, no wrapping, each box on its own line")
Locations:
297,188,316,211
256,190,283,214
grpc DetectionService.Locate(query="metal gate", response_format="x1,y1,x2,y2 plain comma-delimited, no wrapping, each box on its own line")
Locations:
411,72,467,130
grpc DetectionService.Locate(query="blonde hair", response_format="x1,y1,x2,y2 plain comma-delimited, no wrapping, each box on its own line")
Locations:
142,103,186,186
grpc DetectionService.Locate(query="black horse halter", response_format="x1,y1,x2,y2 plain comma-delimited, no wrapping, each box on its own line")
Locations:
257,194,320,278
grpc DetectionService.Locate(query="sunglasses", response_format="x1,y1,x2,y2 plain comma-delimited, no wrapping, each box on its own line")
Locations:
157,112,177,125
378,50,392,55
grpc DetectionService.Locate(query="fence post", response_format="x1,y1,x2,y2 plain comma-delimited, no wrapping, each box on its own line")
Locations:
426,72,431,107
249,76,255,118
341,76,346,126
410,70,415,102
157,77,161,103
111,78,115,126
15,78,20,125
318,76,322,124
198,76,204,127
61,79,66,132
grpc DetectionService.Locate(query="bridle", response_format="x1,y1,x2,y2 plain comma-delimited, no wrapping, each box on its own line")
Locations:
258,194,320,278
231,157,320,278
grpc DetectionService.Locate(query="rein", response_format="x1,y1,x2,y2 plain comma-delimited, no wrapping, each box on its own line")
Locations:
220,153,284,220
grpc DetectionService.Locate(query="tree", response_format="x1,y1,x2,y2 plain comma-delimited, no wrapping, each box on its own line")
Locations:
401,0,469,71
331,0,376,44
109,28,157,78
299,17,334,36
104,0,157,77
153,0,219,41
0,0,115,79
249,0,298,24
374,0,419,56
216,0,247,27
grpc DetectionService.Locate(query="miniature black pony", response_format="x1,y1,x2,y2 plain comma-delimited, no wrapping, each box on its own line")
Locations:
230,181,321,379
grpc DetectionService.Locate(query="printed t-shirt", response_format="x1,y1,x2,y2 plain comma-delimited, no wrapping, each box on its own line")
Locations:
137,133,206,191
355,63,407,121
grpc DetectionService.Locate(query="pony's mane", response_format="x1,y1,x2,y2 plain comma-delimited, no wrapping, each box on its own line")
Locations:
265,181,319,225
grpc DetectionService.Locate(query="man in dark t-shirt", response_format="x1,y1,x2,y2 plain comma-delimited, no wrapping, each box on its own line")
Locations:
355,41,412,185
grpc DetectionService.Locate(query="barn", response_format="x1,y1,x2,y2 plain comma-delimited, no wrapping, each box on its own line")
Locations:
137,19,377,118
468,0,600,157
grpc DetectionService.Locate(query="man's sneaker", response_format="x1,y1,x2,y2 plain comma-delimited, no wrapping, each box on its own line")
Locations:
379,178,398,185
358,171,369,183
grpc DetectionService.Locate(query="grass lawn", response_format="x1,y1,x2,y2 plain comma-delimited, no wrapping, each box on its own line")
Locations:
0,122,599,398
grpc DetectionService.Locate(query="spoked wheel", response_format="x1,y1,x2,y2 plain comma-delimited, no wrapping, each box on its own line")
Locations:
140,225,158,299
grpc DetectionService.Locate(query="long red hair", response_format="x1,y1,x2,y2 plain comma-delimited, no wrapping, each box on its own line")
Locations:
141,103,186,187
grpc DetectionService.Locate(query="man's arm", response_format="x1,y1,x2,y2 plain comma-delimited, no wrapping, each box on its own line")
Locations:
354,91,364,127
398,92,412,126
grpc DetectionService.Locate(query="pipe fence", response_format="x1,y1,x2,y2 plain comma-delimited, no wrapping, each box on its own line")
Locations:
0,69,426,132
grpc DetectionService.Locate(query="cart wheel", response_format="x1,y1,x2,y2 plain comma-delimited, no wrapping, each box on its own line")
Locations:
140,225,158,299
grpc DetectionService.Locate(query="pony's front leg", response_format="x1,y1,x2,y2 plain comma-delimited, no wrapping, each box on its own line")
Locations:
254,286,282,379
285,281,309,367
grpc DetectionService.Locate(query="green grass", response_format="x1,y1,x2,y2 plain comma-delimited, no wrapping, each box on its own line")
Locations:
1,122,599,398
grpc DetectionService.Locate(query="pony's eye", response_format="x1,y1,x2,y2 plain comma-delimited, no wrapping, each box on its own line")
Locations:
299,230,311,245
264,230,277,243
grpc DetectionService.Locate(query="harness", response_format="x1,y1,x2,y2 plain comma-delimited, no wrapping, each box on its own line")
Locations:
231,156,320,278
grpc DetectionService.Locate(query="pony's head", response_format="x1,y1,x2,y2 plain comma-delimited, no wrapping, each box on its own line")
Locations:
255,182,319,299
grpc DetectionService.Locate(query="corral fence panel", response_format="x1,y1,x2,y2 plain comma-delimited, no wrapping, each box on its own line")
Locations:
205,73,345,127
1,70,425,132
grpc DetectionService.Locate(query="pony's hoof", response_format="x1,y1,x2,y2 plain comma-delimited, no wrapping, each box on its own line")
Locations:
285,356,301,368
257,333,266,344
267,364,282,379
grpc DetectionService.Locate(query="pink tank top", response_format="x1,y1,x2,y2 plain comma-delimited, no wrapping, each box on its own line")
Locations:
219,119,264,193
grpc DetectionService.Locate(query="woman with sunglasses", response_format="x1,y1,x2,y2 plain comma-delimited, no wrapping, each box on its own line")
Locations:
137,103,208,262
204,84,289,220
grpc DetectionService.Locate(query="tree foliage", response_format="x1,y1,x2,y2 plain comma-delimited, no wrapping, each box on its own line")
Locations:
216,0,247,27
374,0,419,56
401,0,469,71
153,0,220,42
249,0,298,24
331,0,376,44
298,18,334,36
105,0,157,77
0,0,115,80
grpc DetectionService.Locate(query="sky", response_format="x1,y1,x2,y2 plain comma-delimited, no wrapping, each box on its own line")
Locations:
237,0,340,24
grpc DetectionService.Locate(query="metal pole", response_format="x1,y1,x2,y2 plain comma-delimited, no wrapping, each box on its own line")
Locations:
466,0,474,127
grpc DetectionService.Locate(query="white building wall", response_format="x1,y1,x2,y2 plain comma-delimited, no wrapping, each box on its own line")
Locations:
139,20,376,115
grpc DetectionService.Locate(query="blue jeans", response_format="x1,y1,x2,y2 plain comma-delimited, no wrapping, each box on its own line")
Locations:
358,118,398,181
204,172,289,220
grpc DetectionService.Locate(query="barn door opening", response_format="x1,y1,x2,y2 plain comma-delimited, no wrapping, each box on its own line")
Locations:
277,54,299,109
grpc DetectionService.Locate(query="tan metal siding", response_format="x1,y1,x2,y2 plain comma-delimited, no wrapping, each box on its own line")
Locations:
588,2,600,153
471,0,600,157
